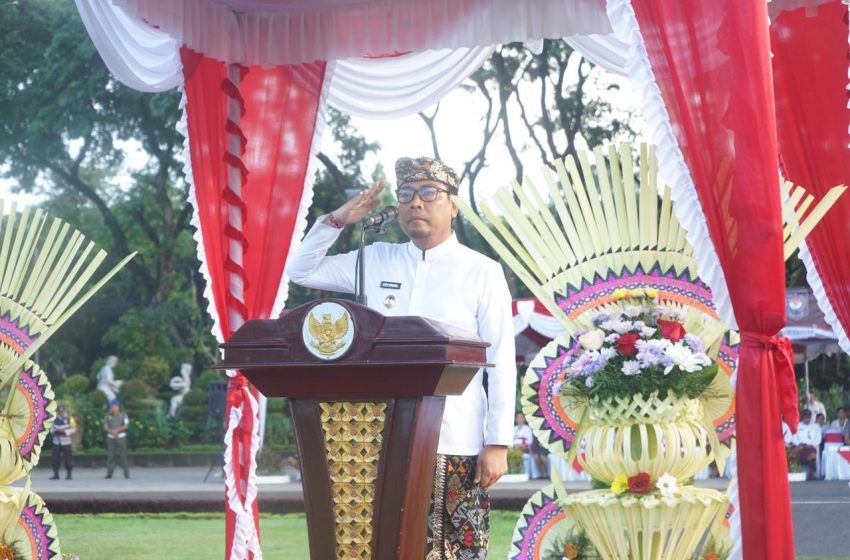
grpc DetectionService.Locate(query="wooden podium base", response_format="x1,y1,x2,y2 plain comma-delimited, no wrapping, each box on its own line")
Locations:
291,396,445,559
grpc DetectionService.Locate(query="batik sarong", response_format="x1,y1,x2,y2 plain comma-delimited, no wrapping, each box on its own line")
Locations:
425,454,490,560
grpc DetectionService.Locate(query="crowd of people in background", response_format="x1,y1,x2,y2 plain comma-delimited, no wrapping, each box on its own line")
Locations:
783,393,850,481
512,412,549,479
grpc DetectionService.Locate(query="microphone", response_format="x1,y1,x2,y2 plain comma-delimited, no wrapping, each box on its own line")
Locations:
362,205,398,229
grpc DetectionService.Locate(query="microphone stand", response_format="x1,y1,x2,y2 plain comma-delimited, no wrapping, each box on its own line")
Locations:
355,218,390,306
356,224,368,305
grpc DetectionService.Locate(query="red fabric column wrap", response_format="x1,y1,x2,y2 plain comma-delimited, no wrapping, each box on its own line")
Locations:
630,1,796,557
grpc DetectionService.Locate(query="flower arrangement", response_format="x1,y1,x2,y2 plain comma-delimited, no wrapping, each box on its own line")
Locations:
557,288,718,402
785,445,804,473
610,471,679,498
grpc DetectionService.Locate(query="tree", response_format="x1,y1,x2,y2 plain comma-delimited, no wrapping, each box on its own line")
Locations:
0,0,215,378
418,40,636,295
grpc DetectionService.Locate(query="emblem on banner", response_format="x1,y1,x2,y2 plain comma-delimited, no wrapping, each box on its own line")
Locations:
303,302,355,360
786,292,808,321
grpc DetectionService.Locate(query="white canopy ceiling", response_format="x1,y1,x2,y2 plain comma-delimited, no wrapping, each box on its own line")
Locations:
112,0,613,65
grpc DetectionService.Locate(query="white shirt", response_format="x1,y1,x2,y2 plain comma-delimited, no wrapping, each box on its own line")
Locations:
513,424,534,452
793,421,822,447
287,219,516,455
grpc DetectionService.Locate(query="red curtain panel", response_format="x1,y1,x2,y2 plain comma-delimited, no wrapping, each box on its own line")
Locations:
772,2,850,352
630,1,796,558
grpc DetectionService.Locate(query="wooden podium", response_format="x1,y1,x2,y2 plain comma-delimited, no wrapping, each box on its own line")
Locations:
219,299,489,559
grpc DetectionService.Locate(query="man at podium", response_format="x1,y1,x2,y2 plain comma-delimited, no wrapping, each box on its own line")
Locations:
288,156,516,559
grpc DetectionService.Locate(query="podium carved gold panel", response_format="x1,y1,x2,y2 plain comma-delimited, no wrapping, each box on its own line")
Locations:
320,402,387,559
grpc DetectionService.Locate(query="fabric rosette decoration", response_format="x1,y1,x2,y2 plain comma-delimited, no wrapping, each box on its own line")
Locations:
557,288,718,403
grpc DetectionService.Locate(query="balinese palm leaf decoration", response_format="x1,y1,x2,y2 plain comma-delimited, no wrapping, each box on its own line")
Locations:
5,490,61,559
457,143,844,469
780,179,846,260
0,203,135,391
4,361,56,471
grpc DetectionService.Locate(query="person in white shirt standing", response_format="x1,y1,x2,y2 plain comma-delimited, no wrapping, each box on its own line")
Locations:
288,157,516,559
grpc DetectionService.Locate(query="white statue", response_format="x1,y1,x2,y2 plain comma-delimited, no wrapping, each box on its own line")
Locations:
96,356,122,401
169,362,193,417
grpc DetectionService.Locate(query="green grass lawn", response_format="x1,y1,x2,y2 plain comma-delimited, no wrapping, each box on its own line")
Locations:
53,512,847,560
55,512,515,559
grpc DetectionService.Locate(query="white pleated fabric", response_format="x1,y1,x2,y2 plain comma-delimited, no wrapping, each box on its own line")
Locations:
77,0,626,121
75,0,182,92
799,241,850,354
327,47,495,119
111,0,612,66
512,300,567,339
565,33,629,76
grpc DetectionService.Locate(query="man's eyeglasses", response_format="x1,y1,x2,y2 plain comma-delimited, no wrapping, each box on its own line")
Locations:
396,185,452,203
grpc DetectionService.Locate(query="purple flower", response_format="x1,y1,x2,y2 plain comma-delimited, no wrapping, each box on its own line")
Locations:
585,376,595,388
683,333,703,353
592,313,610,326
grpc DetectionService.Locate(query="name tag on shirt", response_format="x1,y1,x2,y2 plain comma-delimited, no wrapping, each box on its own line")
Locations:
380,281,402,290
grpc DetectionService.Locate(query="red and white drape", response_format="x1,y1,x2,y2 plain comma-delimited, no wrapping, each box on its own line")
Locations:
180,48,329,559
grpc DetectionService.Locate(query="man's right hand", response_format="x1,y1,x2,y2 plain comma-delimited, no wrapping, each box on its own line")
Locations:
324,180,386,227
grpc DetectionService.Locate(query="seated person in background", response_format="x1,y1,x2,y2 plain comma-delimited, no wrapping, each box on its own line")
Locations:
830,407,850,445
793,409,822,479
513,412,536,478
816,413,827,434
530,434,549,480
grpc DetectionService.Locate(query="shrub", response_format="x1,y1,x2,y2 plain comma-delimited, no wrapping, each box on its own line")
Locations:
89,389,108,410
507,447,525,474
55,374,91,399
138,356,171,390
265,412,293,447
183,389,207,408
119,378,153,404
197,370,224,391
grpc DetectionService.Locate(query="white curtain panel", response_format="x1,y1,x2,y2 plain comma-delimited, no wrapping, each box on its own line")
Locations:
326,47,494,119
75,0,182,92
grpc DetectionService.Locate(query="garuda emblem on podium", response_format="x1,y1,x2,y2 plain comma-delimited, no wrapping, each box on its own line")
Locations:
302,302,355,360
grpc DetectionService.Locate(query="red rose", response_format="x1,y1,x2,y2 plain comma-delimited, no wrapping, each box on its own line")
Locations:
657,319,686,342
616,333,640,357
627,472,652,494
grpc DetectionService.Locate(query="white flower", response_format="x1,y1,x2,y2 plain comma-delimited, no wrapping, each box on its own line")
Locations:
599,317,620,331
578,329,606,351
640,326,657,338
622,360,641,376
663,343,703,373
624,305,644,318
612,319,634,334
605,333,620,343
656,472,678,498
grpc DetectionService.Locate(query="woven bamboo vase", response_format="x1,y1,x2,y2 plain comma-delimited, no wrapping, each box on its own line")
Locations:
562,391,728,559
